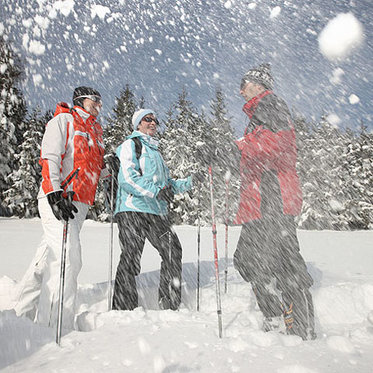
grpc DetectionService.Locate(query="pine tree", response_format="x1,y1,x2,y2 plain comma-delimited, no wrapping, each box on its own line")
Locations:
162,105,177,132
342,123,373,229
160,88,240,225
103,84,137,153
0,36,27,215
208,88,240,223
294,114,315,228
160,88,208,225
171,87,206,135
297,115,348,229
4,108,51,217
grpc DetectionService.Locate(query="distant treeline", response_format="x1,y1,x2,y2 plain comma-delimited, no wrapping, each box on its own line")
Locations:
1,37,372,229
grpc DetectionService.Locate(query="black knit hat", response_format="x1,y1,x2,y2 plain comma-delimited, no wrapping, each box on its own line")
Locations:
241,63,274,90
73,86,101,107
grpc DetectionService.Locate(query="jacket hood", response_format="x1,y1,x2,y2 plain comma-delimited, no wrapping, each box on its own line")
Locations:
53,102,70,117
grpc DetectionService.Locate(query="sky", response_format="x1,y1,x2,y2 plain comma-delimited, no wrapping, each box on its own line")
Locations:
1,0,372,134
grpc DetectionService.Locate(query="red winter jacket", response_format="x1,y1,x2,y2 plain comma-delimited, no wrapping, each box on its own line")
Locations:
39,102,105,205
234,91,302,224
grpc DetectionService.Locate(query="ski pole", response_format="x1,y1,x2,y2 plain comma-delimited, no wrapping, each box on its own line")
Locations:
168,230,175,309
56,219,69,346
196,197,201,311
107,174,114,311
208,166,223,338
224,170,231,294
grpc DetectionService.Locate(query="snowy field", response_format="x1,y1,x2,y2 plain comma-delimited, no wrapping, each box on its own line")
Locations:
1,217,373,372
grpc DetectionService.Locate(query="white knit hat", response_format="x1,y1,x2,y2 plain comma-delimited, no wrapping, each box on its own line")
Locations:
132,109,155,130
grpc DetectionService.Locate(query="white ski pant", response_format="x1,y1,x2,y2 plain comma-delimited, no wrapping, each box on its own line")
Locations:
14,196,89,330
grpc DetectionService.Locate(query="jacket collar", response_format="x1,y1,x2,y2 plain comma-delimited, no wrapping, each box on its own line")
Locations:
242,90,272,120
131,130,159,149
73,106,94,121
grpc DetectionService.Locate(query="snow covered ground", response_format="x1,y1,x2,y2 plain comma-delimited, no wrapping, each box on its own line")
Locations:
1,218,373,372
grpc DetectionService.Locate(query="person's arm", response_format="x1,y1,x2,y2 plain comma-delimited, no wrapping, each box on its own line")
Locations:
161,156,192,194
241,127,280,164
40,114,72,195
117,140,160,198
169,176,192,194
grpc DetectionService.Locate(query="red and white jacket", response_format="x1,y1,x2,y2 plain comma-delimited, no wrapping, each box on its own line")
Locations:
39,103,105,205
234,91,302,224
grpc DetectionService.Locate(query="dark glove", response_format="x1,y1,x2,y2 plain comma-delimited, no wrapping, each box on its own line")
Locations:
47,191,78,221
157,185,174,204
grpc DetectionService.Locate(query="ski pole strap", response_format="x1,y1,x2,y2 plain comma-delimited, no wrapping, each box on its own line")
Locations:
283,302,294,331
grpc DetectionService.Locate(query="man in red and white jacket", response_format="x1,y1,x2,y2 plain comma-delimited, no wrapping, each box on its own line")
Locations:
14,87,105,330
233,64,316,340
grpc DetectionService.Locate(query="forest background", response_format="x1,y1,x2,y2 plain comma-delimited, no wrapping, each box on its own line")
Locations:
1,37,372,230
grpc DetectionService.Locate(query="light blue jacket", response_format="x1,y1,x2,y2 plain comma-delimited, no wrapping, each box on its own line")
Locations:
115,131,192,216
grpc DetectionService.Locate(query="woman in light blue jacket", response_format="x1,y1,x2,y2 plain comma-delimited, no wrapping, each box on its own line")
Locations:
113,108,192,311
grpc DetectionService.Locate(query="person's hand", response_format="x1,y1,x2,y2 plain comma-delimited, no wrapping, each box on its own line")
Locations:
47,191,78,221
157,185,174,204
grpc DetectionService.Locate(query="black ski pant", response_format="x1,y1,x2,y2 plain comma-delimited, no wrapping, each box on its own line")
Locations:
233,215,315,339
112,211,182,311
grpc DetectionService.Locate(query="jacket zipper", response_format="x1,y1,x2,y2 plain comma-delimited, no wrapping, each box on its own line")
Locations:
61,168,80,190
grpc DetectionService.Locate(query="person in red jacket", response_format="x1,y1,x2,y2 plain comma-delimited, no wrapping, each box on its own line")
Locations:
14,87,105,330
233,63,316,340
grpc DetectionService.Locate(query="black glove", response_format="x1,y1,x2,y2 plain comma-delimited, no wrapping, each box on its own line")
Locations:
157,185,174,204
47,191,78,221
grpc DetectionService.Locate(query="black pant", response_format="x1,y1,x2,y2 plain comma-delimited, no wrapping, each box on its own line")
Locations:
112,211,182,311
234,215,315,339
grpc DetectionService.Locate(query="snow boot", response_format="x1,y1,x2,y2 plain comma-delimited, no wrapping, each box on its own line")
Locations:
282,288,317,340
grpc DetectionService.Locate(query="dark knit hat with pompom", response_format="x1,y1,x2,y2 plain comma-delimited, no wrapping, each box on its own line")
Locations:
241,63,274,90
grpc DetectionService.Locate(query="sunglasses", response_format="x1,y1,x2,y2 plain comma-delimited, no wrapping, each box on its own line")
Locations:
142,116,159,125
75,95,102,105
